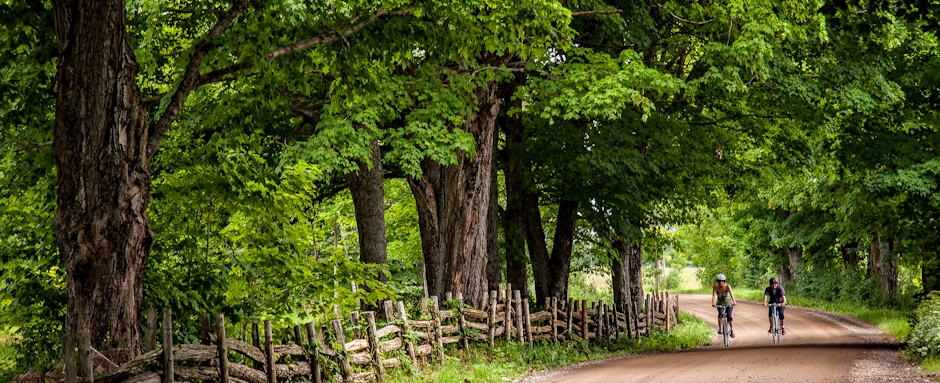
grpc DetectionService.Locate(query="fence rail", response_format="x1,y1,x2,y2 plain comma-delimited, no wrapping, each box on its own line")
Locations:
52,289,679,383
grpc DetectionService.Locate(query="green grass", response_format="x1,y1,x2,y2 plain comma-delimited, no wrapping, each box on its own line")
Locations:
921,356,940,374
386,311,713,383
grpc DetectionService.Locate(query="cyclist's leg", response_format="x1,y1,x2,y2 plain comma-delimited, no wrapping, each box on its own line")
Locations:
716,307,724,333
768,306,774,332
779,307,786,334
726,307,735,337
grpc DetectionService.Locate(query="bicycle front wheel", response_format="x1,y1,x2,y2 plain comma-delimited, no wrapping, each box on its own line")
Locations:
772,314,781,344
722,317,729,347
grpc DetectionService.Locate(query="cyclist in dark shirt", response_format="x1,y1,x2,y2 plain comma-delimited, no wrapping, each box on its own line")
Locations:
762,277,787,335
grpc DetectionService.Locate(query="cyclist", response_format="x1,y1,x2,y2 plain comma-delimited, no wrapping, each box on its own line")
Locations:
763,277,787,335
711,273,737,338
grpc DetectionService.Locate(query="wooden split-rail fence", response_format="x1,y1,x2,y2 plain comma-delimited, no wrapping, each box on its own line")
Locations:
59,288,679,383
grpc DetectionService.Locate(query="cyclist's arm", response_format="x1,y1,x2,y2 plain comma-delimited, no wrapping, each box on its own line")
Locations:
763,291,768,306
711,287,716,306
781,293,786,306
728,286,737,306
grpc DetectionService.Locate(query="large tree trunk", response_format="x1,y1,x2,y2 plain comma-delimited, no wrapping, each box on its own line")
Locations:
869,236,882,280
625,240,644,306
611,239,632,309
524,196,579,307
876,234,898,297
410,82,502,307
347,139,388,308
408,161,443,297
785,246,803,282
501,83,529,299
524,192,551,305
53,0,150,357
547,200,578,302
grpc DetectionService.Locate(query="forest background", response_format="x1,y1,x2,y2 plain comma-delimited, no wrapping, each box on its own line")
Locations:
2,0,940,380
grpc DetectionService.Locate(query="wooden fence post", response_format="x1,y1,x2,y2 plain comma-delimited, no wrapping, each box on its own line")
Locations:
216,314,230,383
144,308,157,352
64,333,76,383
200,313,212,345
565,299,574,340
664,292,671,332
251,322,261,370
455,293,469,350
504,284,512,342
264,321,276,383
633,299,641,338
305,322,322,383
488,290,497,346
364,312,386,382
395,301,418,370
431,297,445,365
383,300,395,323
332,319,351,383
523,297,533,344
581,300,588,340
163,309,174,383
350,311,361,339
549,297,558,342
513,290,524,341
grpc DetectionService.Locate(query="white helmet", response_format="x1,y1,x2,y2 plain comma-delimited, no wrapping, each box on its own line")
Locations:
716,273,726,282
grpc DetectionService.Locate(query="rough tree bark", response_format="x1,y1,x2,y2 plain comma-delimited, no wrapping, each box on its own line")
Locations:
347,139,388,309
625,240,644,306
547,200,578,301
410,80,503,307
875,234,898,297
611,239,633,309
53,0,151,357
786,246,803,283
525,196,579,307
501,77,528,297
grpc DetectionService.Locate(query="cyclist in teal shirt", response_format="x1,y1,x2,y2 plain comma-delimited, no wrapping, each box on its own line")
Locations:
763,277,787,335
711,273,737,338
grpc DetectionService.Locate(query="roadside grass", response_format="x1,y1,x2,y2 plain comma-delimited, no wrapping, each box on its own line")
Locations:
386,311,712,383
921,356,940,374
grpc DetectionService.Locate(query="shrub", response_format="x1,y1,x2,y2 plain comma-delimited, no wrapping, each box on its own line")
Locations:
908,291,940,359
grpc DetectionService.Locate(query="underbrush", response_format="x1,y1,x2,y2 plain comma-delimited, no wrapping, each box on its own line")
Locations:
387,311,712,383
0,332,15,383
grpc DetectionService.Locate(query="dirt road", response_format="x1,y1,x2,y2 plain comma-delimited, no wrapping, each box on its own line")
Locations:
517,294,927,383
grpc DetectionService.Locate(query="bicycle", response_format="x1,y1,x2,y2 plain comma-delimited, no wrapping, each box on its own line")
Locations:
768,303,783,344
715,304,731,347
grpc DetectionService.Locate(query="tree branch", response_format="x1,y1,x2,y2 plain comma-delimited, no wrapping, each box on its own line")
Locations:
267,2,417,60
16,141,53,152
571,9,622,17
670,12,713,25
147,0,252,158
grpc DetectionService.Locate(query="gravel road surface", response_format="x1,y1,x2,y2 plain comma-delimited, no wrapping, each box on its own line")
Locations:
515,294,931,383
